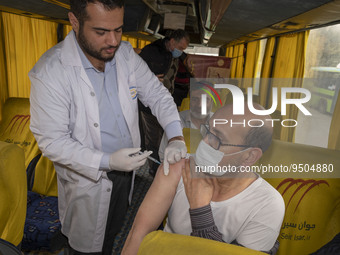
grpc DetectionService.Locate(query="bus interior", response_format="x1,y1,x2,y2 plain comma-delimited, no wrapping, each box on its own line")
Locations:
0,0,339,255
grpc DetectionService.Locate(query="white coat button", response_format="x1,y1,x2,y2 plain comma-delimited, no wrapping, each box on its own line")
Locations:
94,123,98,127
107,188,111,192
90,92,95,96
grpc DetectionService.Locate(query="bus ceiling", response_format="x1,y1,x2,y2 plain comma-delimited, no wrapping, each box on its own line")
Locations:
1,0,340,47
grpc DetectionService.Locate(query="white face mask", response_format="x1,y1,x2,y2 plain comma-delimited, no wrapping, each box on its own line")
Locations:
193,140,250,177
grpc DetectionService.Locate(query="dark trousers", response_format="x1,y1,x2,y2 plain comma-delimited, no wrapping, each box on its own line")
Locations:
140,110,163,172
138,100,163,173
67,171,132,255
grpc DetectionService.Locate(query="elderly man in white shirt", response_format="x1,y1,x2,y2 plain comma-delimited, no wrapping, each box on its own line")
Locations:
122,103,285,255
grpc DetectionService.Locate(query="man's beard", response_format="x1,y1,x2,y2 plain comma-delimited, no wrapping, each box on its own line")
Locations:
78,26,118,62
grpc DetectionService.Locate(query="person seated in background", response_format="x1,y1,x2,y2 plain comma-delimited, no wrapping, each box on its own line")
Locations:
122,103,285,255
159,82,214,162
138,29,190,177
172,56,193,107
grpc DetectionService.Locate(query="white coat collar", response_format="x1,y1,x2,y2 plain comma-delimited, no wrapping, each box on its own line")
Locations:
60,31,96,90
60,30,83,67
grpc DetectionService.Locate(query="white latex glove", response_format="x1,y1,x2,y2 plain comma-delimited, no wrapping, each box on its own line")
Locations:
109,148,152,172
163,140,187,175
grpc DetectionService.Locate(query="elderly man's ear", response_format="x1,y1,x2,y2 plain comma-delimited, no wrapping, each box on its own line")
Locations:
242,148,262,166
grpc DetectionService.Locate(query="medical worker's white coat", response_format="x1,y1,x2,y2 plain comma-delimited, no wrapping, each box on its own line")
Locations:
29,31,180,252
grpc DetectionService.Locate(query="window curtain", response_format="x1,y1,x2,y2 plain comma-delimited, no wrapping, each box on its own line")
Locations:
267,31,309,142
259,37,276,107
242,40,260,89
328,93,340,150
63,24,73,38
0,12,58,121
0,13,8,122
230,44,245,78
225,45,233,58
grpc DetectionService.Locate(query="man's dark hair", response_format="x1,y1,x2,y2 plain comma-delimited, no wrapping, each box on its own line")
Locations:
169,29,190,44
244,126,273,153
70,0,124,24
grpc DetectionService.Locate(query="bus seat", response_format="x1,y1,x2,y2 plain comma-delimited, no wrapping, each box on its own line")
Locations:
0,98,62,251
179,97,190,111
258,140,340,255
31,155,58,197
0,239,22,255
22,154,61,251
0,141,27,247
0,98,40,169
183,128,202,154
22,190,62,252
138,231,266,255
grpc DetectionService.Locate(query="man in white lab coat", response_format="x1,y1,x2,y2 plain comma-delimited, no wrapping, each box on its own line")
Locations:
29,0,186,254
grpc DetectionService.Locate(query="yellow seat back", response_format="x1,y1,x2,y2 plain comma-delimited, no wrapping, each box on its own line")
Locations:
179,97,190,112
259,140,340,255
138,231,266,255
0,98,40,168
0,142,27,246
183,128,202,154
32,156,58,197
0,98,58,197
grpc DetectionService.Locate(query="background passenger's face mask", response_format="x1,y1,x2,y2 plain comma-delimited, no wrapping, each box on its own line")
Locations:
171,48,183,58
193,140,250,176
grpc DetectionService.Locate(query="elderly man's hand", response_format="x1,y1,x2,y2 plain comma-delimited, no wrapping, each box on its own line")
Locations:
182,158,214,209
163,136,187,175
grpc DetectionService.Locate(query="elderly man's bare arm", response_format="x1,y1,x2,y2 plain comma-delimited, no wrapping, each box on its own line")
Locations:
122,159,185,255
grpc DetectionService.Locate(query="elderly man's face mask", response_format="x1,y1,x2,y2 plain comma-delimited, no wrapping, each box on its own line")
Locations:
193,124,251,176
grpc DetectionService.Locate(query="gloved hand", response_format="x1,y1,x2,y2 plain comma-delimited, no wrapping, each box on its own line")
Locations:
163,140,187,175
109,148,152,172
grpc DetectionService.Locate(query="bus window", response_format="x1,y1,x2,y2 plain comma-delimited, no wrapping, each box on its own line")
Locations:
295,24,340,148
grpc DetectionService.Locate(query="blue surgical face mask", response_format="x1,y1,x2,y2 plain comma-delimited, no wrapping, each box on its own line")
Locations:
171,48,183,58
